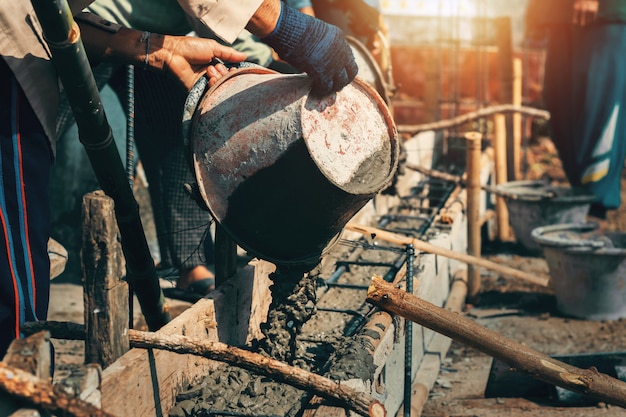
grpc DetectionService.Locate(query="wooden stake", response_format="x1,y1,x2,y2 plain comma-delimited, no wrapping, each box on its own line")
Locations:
0,363,114,417
512,57,523,181
82,191,129,368
127,330,385,417
345,223,549,287
367,276,626,409
464,132,482,298
494,114,512,241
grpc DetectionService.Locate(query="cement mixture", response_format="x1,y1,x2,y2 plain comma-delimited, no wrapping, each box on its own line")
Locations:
46,136,626,417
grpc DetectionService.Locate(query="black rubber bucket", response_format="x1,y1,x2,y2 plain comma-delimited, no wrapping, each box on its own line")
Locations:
532,223,626,320
494,180,594,252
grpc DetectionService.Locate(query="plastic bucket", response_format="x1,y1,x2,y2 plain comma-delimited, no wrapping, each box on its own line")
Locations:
494,180,594,252
184,66,399,267
532,223,626,320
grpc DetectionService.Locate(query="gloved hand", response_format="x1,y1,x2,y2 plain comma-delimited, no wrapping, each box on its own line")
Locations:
262,2,358,95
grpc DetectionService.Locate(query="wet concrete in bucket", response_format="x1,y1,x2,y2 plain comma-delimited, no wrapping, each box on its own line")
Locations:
169,226,410,417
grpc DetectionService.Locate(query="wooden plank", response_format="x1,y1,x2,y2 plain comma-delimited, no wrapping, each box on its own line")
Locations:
56,364,102,408
1,332,51,416
48,238,68,280
82,191,129,367
99,259,274,417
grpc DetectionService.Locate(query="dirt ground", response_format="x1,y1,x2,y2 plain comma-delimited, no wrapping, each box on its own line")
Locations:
421,136,626,417
45,135,626,416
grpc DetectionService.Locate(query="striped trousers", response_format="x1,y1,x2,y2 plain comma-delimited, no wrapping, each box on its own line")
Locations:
0,59,52,357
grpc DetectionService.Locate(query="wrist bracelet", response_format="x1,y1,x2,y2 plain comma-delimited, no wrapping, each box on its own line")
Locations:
140,31,151,69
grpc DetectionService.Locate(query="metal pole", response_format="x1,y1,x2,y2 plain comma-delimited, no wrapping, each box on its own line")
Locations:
403,243,415,417
31,0,170,330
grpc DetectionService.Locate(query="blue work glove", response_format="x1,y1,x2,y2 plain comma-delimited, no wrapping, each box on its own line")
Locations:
262,2,358,95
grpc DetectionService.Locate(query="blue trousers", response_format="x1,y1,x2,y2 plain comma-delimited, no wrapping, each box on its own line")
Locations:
0,60,52,357
545,21,626,210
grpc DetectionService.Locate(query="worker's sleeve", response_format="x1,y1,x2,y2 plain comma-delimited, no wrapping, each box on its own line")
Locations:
68,0,98,15
177,0,264,43
284,0,313,10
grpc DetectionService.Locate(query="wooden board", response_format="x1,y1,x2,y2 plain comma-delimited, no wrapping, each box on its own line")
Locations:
99,259,273,417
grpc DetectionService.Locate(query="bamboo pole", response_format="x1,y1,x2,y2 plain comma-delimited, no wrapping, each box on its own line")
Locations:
493,114,512,241
127,330,385,417
464,132,482,298
512,57,523,181
345,223,549,287
396,104,549,135
367,275,626,409
30,0,170,331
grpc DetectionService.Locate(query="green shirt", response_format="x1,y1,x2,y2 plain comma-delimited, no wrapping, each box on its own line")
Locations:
598,0,626,22
87,0,192,35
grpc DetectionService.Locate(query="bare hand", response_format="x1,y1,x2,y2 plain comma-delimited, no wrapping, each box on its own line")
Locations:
161,36,247,90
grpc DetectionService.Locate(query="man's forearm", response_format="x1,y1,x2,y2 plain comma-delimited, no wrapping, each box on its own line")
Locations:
246,0,281,38
79,22,161,69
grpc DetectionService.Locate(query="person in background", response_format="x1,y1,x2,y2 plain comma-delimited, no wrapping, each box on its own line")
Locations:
1,0,357,358
78,0,356,297
527,0,626,219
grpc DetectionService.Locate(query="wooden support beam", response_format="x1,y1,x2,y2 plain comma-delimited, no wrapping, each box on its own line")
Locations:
396,104,549,135
367,276,626,409
344,223,549,287
493,114,512,241
82,191,130,368
128,330,386,417
464,132,482,299
495,16,516,182
512,57,523,181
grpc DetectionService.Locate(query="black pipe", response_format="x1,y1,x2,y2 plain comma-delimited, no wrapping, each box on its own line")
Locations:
31,0,170,330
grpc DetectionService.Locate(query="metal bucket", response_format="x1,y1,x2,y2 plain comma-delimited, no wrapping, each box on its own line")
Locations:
532,223,626,320
184,66,399,267
494,180,594,252
346,36,394,107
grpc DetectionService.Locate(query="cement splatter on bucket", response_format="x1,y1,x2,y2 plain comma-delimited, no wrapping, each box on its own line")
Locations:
185,66,399,267
494,180,594,252
532,223,626,320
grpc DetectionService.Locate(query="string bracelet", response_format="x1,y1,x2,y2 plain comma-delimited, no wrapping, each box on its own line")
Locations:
140,31,151,69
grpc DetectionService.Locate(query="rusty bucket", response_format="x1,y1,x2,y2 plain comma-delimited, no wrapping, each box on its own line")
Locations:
185,66,399,267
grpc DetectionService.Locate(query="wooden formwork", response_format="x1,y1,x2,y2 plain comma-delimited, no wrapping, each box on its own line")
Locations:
0,131,493,417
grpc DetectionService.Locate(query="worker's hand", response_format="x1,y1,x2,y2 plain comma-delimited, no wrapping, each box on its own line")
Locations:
262,3,358,95
160,36,247,90
573,0,598,26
